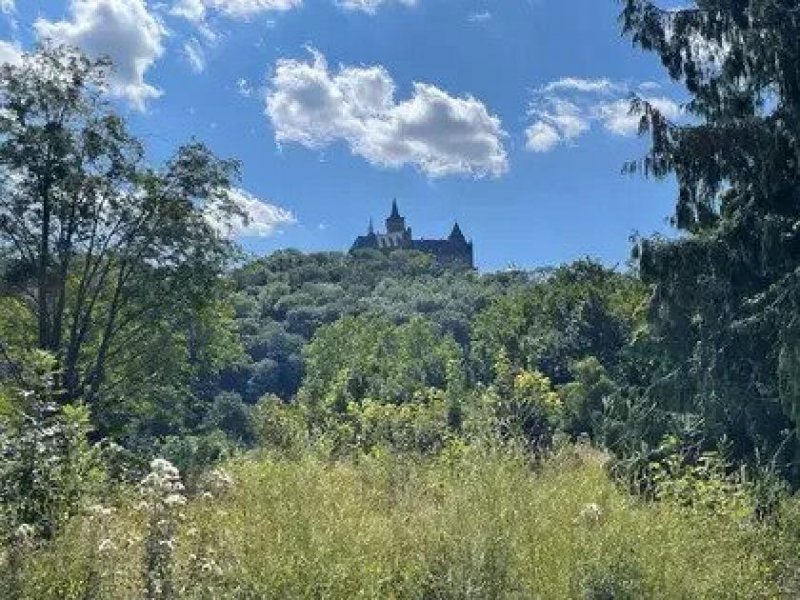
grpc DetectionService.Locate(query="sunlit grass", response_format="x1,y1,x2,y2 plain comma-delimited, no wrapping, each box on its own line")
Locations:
6,444,790,599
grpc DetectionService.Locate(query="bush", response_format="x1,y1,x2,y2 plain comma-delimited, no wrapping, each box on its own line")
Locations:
249,395,308,456
0,354,104,541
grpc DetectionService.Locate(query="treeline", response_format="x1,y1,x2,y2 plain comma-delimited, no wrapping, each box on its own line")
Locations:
222,251,644,462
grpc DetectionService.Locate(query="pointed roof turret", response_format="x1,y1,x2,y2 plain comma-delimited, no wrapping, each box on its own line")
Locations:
389,199,400,219
449,221,467,244
386,198,406,233
368,218,374,235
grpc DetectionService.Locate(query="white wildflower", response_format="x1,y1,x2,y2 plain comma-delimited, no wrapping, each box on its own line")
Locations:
164,494,186,507
577,502,604,524
14,523,35,540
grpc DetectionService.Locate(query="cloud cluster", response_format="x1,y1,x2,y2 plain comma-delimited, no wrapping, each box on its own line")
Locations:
171,0,417,22
35,0,166,110
171,0,301,23
207,188,296,238
337,0,417,14
525,77,682,152
266,49,507,177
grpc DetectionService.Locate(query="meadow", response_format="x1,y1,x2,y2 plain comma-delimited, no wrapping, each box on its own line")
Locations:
6,442,798,599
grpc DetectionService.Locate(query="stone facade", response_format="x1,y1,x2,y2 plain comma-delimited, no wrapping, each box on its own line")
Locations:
351,200,474,268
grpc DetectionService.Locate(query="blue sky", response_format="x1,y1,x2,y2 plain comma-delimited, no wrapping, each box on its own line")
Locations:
0,0,684,271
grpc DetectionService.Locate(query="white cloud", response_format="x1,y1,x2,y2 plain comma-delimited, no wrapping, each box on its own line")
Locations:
525,122,560,153
337,0,416,14
467,11,491,23
525,76,682,152
183,37,206,72
0,40,21,66
207,188,296,238
172,0,301,22
0,1,14,14
35,0,166,110
237,77,254,97
597,97,681,137
266,49,507,177
541,77,620,95
525,97,590,153
638,81,661,91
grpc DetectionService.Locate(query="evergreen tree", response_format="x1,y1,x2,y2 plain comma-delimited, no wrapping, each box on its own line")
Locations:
621,0,800,479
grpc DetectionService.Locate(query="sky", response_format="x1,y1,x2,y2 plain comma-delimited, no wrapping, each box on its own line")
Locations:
0,0,686,271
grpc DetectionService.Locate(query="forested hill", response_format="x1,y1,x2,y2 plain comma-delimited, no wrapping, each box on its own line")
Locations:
222,249,641,401
226,248,523,402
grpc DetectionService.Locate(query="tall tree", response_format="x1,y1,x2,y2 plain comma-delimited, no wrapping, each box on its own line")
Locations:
0,45,243,412
621,0,800,478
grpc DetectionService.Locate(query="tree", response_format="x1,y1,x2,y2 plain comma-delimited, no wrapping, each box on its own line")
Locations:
299,315,462,412
621,0,800,479
0,45,243,421
471,260,644,386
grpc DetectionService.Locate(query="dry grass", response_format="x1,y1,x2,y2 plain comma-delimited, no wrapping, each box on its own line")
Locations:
4,443,790,599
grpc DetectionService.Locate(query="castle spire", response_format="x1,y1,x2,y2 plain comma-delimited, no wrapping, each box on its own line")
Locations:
449,221,466,243
386,198,406,234
368,218,374,235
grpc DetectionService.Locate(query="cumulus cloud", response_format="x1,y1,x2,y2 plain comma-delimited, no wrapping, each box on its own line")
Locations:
525,77,682,152
0,40,21,66
525,122,560,153
207,188,296,238
0,1,13,14
265,49,507,177
337,0,417,14
171,0,301,22
35,0,166,110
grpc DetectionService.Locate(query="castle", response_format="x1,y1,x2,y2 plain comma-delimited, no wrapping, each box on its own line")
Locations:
351,200,474,269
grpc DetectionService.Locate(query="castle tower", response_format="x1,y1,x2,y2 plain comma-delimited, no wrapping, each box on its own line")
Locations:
449,222,467,245
385,199,406,234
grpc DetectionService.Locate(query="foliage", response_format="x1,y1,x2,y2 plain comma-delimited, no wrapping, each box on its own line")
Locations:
228,249,506,401
0,44,244,445
561,356,619,439
471,260,645,386
475,350,563,451
299,314,461,412
620,0,800,482
0,353,103,542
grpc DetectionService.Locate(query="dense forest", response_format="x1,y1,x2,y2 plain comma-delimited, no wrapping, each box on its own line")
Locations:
5,1,800,597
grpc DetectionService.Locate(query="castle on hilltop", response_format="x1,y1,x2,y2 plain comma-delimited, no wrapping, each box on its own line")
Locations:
351,200,474,269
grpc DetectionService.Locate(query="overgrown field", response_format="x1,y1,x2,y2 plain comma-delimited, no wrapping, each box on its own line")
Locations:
6,444,799,599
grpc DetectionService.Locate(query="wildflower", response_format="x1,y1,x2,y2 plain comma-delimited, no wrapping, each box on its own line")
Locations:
165,494,186,507
201,559,223,576
88,504,115,518
15,523,35,540
158,539,175,551
98,538,116,553
207,468,235,493
577,502,603,525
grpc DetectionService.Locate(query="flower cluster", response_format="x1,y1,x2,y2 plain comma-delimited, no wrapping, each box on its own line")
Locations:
140,458,185,600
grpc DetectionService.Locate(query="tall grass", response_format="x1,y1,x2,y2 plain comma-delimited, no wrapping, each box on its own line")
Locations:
4,443,793,599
